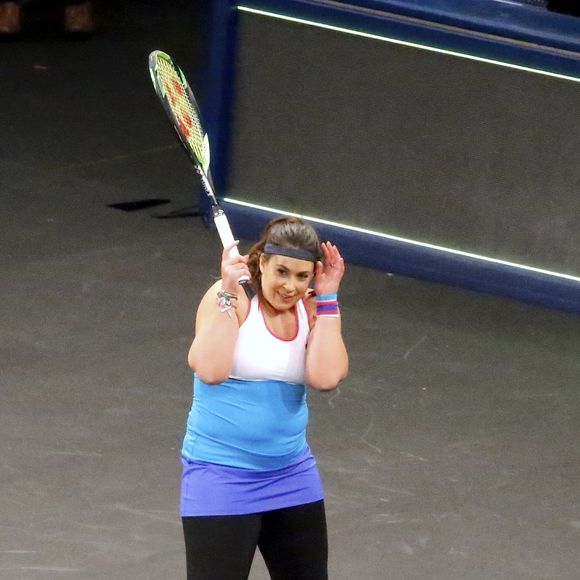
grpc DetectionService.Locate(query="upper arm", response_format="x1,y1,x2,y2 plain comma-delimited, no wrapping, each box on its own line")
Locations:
188,280,248,379
193,280,251,335
194,280,223,334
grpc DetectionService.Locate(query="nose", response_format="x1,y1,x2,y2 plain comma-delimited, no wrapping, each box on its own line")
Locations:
283,278,296,293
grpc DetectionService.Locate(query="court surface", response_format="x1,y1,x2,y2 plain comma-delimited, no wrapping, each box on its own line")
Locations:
1,2,579,579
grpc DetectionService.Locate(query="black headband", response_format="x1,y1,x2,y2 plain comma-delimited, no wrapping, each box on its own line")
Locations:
264,243,318,262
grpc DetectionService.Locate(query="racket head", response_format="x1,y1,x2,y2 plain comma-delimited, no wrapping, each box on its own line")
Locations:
148,50,211,174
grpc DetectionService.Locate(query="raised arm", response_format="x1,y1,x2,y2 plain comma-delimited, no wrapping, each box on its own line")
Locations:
187,242,251,384
305,242,349,391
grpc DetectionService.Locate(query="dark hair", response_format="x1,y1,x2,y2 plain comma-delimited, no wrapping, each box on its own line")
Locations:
247,216,322,290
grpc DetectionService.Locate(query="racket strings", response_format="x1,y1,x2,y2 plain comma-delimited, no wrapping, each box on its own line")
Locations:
156,58,206,164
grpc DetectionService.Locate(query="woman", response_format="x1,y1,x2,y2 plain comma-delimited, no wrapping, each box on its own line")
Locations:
181,216,348,580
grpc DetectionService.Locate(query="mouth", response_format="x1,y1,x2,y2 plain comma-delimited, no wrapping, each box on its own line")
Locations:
278,292,295,303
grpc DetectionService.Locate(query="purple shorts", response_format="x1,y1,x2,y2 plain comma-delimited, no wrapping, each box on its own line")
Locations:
180,446,324,516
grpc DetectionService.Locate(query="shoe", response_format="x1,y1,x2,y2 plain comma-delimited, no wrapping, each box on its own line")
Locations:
63,1,95,34
0,2,21,34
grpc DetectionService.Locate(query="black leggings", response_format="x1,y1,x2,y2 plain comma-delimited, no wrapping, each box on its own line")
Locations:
182,500,328,580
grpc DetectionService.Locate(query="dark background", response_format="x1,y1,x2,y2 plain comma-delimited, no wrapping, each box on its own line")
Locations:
1,2,580,579
227,10,580,275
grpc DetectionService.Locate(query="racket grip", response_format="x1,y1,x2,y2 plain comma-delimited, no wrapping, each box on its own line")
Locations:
213,209,253,298
213,210,236,250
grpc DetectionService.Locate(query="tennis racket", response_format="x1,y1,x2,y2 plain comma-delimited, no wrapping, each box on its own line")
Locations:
148,50,252,298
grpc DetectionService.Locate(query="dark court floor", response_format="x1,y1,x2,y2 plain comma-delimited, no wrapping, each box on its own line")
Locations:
1,2,580,579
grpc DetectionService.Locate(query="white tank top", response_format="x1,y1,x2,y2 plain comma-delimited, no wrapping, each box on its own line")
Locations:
230,295,310,385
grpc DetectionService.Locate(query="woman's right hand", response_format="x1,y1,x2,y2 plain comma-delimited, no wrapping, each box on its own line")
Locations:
220,241,251,295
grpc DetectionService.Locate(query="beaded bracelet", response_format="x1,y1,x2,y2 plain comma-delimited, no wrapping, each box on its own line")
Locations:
316,293,340,317
217,290,238,317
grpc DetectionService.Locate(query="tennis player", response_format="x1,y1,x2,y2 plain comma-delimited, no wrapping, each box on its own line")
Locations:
181,215,348,580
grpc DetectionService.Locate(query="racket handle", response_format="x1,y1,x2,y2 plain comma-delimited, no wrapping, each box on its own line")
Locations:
213,209,236,250
213,208,254,299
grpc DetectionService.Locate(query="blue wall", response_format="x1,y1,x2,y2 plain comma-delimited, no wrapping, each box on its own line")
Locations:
203,0,580,314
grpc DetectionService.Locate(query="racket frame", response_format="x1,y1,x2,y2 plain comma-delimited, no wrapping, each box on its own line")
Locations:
148,50,252,294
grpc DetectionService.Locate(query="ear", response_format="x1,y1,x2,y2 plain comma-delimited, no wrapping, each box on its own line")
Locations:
259,254,265,273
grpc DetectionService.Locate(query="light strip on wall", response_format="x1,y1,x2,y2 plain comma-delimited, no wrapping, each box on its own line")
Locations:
224,197,580,283
237,5,580,84
231,6,580,283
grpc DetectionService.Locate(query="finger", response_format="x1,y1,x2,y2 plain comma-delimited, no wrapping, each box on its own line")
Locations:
329,243,341,261
223,250,247,267
323,244,340,269
326,242,339,259
333,251,345,271
315,260,324,278
225,262,250,276
222,240,240,260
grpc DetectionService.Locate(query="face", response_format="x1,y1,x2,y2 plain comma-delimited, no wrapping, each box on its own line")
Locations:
260,254,315,311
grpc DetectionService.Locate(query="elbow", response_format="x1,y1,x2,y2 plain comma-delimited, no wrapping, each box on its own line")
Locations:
310,380,339,392
306,358,348,391
194,367,230,385
188,354,230,385
307,371,347,392
306,346,349,391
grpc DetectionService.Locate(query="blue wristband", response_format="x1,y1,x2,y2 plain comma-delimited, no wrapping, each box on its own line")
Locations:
316,293,338,302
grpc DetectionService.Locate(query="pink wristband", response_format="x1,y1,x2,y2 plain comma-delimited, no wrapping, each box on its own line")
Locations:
316,294,340,317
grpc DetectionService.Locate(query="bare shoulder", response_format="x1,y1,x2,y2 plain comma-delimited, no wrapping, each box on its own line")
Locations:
197,280,223,311
194,280,222,331
195,280,251,331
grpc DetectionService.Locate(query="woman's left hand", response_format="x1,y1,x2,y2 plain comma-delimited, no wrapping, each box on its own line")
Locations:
314,242,345,296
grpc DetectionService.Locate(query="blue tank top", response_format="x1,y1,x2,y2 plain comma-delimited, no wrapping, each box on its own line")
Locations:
182,376,308,470
182,296,311,471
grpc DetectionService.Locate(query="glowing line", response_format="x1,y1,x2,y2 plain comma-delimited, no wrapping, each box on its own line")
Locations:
237,6,580,83
223,197,580,283
230,7,580,282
